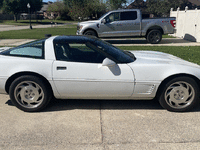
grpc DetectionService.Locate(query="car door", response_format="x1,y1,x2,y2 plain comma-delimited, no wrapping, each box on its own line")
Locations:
52,42,135,99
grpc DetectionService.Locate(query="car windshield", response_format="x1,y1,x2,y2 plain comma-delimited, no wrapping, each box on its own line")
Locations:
92,38,135,63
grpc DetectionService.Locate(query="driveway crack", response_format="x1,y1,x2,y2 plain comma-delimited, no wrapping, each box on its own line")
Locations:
99,100,104,145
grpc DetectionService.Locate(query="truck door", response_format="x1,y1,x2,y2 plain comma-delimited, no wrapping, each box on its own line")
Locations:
118,10,141,36
99,12,122,37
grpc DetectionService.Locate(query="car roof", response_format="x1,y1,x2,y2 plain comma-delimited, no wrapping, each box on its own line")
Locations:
53,35,97,43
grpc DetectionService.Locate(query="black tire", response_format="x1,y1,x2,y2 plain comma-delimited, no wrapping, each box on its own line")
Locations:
158,76,200,112
146,30,162,44
84,30,97,37
9,75,52,112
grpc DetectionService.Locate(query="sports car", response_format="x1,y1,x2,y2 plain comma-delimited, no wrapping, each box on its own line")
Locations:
0,35,200,112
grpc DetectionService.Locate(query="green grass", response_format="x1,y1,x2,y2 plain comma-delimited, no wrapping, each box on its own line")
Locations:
0,27,77,39
162,34,176,38
0,19,78,26
117,46,200,65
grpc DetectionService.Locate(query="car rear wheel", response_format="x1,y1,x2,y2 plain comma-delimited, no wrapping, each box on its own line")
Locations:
147,30,162,44
84,30,97,37
9,75,52,112
159,77,200,112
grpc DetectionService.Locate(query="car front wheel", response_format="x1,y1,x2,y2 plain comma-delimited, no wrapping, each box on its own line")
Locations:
159,77,200,112
9,75,52,112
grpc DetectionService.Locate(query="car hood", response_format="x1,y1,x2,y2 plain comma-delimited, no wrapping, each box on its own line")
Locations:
79,20,99,25
131,51,200,68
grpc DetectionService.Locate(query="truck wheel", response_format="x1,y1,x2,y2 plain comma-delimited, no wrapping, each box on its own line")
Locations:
9,75,52,112
84,30,97,37
147,30,162,44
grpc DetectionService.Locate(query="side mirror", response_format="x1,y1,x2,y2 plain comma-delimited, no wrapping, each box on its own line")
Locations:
102,58,116,67
101,19,106,24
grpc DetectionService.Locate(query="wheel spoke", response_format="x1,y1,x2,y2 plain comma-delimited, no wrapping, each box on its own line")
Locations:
164,81,195,109
14,81,44,108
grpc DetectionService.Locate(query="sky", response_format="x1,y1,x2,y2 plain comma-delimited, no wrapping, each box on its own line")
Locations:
43,0,57,2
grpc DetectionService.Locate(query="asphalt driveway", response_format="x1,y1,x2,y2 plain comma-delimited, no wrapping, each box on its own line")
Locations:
1,94,200,150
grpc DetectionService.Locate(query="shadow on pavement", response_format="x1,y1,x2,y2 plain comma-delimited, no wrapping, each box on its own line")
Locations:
105,39,148,44
46,99,164,112
5,99,162,112
5,98,200,112
105,38,192,45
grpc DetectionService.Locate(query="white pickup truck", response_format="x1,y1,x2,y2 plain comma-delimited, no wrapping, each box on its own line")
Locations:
76,9,176,44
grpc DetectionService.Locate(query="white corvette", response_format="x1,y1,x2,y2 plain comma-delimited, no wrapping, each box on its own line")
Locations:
0,35,200,112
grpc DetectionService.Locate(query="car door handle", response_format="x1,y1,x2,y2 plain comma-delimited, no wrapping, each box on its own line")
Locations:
57,66,67,70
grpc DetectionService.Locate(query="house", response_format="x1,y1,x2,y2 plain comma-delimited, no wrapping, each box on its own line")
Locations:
189,0,200,6
127,0,147,13
38,2,53,19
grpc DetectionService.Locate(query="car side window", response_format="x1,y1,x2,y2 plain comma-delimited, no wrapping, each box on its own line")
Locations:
120,11,137,21
54,42,106,63
1,39,45,59
105,12,120,23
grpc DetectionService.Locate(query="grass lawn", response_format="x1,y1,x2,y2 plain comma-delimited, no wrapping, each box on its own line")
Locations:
118,46,200,65
0,27,77,39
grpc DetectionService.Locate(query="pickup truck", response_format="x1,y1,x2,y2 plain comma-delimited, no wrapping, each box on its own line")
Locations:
76,9,176,44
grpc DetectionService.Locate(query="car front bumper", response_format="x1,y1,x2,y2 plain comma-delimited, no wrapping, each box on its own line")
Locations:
76,31,83,35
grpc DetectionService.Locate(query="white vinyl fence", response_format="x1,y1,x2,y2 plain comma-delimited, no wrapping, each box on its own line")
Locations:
170,7,200,42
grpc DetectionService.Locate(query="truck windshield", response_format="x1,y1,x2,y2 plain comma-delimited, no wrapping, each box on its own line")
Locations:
98,12,110,20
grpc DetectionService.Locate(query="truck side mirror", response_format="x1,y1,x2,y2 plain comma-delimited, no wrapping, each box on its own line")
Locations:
101,19,106,24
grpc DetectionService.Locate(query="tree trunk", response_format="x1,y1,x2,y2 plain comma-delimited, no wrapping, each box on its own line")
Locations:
14,14,18,22
35,12,38,23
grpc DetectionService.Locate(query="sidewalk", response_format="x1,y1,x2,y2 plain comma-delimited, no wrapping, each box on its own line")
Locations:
0,23,76,32
0,39,35,46
0,38,200,47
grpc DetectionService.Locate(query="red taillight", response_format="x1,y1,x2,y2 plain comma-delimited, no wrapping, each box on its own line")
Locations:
170,20,176,27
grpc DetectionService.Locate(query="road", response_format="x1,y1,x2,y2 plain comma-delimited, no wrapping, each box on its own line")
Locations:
1,94,200,150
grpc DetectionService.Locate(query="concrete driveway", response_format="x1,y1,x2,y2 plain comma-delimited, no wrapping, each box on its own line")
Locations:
1,94,200,150
0,38,200,47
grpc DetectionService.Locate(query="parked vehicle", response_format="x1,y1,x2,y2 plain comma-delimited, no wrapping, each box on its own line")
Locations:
0,35,200,112
76,9,176,44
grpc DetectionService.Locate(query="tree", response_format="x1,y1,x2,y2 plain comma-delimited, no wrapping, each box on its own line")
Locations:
180,0,197,10
65,0,107,20
146,0,198,17
2,0,42,21
47,1,70,20
2,0,22,21
0,1,3,8
146,0,180,17
108,0,127,10
127,0,147,13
